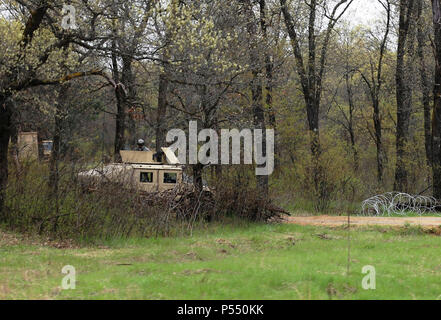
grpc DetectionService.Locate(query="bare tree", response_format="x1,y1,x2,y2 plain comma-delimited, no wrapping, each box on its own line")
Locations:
394,0,417,192
280,0,353,206
432,0,441,198
417,0,433,167
358,0,391,184
242,0,268,196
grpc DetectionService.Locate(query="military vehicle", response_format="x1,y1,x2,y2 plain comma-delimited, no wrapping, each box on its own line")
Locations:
17,132,39,160
14,132,52,161
42,140,53,160
78,148,186,193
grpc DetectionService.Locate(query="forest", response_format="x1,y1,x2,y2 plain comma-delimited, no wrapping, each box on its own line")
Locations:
0,0,440,239
3,0,441,302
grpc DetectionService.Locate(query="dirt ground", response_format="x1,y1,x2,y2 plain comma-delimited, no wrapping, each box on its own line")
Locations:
286,215,441,228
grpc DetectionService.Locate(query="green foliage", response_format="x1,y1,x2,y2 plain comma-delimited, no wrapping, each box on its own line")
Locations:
0,0,436,219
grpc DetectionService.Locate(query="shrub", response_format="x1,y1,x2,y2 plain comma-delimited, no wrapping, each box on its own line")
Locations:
2,162,285,242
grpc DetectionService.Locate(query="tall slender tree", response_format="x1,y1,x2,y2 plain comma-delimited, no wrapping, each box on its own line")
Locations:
431,0,441,198
243,0,268,196
280,0,353,207
394,0,417,192
417,0,433,167
359,0,391,184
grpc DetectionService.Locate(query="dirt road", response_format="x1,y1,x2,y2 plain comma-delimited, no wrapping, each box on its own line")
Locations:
286,215,441,228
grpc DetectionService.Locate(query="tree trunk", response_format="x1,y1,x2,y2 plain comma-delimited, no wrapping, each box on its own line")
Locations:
111,41,126,163
373,100,384,183
114,87,126,162
251,69,269,195
260,0,279,173
0,95,12,216
280,0,320,156
432,0,441,198
48,108,62,195
281,0,350,210
8,109,21,179
49,84,70,195
395,0,416,192
358,0,390,184
122,56,136,148
192,163,204,194
417,0,432,166
156,67,168,151
266,58,278,172
345,72,359,171
245,0,268,196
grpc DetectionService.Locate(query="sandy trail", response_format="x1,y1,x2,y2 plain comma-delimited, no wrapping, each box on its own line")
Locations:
286,215,441,228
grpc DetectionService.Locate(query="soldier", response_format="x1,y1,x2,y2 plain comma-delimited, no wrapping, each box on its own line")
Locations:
136,139,150,151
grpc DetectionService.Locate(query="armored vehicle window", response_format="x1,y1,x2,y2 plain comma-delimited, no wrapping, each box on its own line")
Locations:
43,141,53,152
163,172,177,184
140,172,153,183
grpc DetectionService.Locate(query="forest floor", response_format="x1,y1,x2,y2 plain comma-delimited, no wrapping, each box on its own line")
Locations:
2,220,441,299
286,215,441,229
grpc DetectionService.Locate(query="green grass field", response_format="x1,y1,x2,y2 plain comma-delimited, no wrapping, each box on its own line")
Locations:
1,222,441,300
